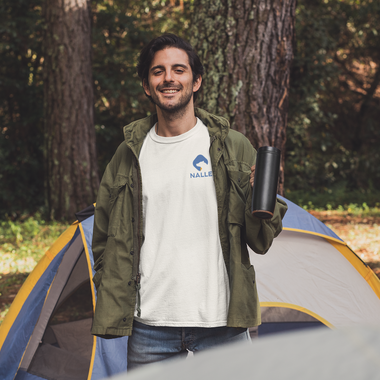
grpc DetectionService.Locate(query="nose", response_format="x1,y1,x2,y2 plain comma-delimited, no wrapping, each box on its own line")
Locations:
164,69,174,83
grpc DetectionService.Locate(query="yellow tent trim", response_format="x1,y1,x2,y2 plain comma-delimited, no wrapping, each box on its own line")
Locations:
329,241,380,300
79,223,97,380
284,227,380,300
260,302,334,328
0,224,77,350
79,223,96,312
283,227,345,244
16,275,57,375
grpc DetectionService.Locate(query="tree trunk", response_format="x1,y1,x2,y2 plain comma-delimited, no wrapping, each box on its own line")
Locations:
43,0,99,220
190,0,296,195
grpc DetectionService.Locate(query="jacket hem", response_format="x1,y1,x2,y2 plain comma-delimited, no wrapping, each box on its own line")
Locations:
91,326,133,338
226,318,261,328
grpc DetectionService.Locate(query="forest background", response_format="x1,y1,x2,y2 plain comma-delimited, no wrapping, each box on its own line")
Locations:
1,0,380,217
1,0,380,319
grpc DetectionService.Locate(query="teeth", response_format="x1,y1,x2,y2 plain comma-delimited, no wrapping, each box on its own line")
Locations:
162,90,178,93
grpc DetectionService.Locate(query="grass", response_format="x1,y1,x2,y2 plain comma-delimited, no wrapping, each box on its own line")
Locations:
284,187,380,213
0,216,67,325
0,215,67,274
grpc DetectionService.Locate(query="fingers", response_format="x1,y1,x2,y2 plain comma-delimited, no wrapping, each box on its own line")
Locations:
250,165,255,188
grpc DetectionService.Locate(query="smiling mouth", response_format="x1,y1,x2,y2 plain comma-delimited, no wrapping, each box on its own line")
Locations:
160,89,180,94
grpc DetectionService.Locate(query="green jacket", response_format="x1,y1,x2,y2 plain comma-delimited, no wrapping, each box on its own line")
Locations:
91,108,287,338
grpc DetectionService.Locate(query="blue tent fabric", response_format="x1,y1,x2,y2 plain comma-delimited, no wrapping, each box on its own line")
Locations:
0,236,74,380
81,215,95,270
80,216,130,379
91,337,129,380
278,195,342,241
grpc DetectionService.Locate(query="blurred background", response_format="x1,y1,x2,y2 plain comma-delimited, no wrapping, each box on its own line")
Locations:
1,0,380,220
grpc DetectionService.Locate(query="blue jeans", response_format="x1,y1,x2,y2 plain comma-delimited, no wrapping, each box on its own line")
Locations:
127,320,250,371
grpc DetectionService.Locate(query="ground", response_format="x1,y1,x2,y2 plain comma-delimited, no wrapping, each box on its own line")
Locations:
310,211,380,278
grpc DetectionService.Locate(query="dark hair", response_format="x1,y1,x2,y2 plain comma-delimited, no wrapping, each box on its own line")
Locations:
137,33,204,102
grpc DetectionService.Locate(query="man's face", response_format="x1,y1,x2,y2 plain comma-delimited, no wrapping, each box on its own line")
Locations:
143,47,202,113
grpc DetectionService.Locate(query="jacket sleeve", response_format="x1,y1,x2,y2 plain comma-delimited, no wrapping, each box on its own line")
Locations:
245,196,288,254
239,136,288,254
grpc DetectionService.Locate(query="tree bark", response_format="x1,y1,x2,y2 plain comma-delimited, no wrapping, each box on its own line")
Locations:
190,0,296,195
43,0,99,220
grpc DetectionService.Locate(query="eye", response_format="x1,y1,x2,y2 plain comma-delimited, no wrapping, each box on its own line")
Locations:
153,70,163,75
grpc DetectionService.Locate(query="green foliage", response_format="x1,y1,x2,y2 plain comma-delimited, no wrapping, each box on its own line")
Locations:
0,215,66,273
286,0,380,193
0,0,45,218
0,216,66,325
0,0,193,217
92,0,193,173
285,183,380,212
1,0,379,216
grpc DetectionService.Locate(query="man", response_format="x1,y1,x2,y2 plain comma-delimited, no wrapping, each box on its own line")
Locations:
91,34,287,370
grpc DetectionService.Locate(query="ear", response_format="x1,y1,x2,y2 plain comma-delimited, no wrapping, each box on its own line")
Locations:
142,79,151,97
193,75,202,93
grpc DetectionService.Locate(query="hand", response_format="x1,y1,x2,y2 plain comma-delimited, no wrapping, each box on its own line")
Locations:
250,165,255,188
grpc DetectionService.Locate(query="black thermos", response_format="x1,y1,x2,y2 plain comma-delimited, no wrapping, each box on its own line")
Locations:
251,146,281,219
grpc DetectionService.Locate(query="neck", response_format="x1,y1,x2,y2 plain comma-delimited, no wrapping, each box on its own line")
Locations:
155,103,197,137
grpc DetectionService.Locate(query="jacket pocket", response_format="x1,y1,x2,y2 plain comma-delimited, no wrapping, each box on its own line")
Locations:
93,254,103,272
108,174,130,237
227,169,250,226
241,263,257,291
93,267,103,291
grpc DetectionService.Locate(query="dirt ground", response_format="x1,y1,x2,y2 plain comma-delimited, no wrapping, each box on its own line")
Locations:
310,211,380,279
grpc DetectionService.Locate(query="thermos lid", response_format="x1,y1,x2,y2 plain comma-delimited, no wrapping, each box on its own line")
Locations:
257,146,281,155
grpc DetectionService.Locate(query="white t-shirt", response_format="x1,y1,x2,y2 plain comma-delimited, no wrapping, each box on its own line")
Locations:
135,118,229,327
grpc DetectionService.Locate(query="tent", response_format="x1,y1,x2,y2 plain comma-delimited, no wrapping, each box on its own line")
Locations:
1,199,380,380
109,325,380,380
0,206,129,380
249,195,380,337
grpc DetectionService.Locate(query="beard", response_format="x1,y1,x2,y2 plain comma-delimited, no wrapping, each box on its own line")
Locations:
149,83,194,115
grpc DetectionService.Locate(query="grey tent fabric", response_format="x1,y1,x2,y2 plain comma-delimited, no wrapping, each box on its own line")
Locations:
29,344,90,380
55,252,90,312
20,234,84,371
249,307,324,338
109,325,380,380
19,235,93,380
50,318,93,358
260,306,321,322
28,319,93,380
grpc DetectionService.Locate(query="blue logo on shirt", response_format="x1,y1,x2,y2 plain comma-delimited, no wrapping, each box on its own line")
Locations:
191,155,212,179
193,155,208,171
